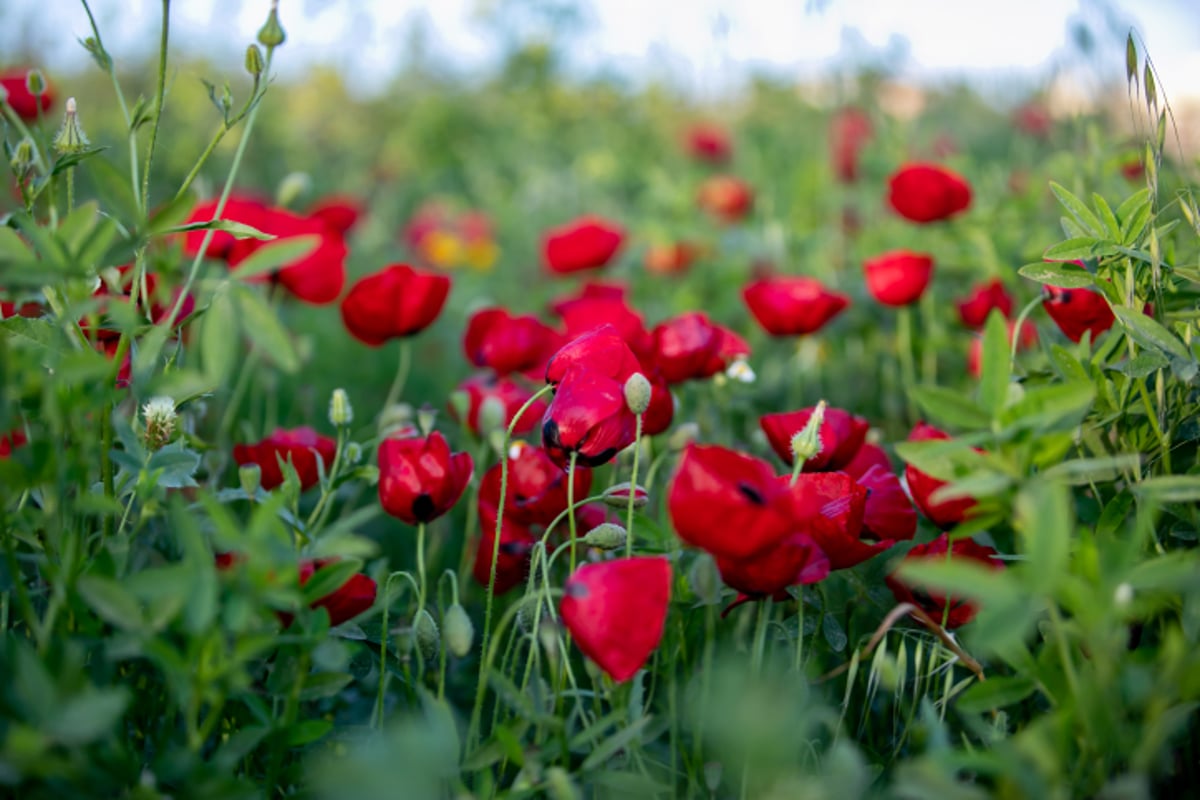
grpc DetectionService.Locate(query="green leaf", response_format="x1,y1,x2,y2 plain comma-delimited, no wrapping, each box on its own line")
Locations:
1117,351,1169,379
1134,476,1200,503
1015,481,1070,594
930,471,1012,504
46,687,130,746
146,441,201,489
822,612,847,652
300,558,363,606
1091,193,1121,239
201,286,239,384
1125,33,1138,86
897,559,1015,607
580,716,651,771
0,226,34,262
147,189,198,235
910,385,990,430
1120,193,1154,244
1042,454,1141,484
1017,261,1095,288
76,575,144,631
955,676,1036,713
1047,345,1091,384
49,147,108,177
285,719,332,747
979,310,1010,418
1042,238,1119,262
233,284,300,373
1112,306,1190,360
164,218,275,241
999,382,1094,433
298,672,355,700
231,235,320,281
1050,182,1105,237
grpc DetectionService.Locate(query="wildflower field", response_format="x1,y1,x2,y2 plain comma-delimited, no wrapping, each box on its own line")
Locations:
2,2,1200,798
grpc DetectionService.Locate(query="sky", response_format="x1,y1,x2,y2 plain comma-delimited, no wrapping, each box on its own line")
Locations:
3,0,1200,101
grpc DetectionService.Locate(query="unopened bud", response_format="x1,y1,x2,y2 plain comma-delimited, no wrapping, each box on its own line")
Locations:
9,139,34,179
443,602,474,657
141,396,178,450
601,482,648,509
668,422,700,452
623,372,652,415
414,608,439,662
478,396,506,434
417,404,437,436
582,522,627,550
276,171,310,208
448,390,470,423
53,97,90,155
239,463,262,496
257,1,287,48
328,387,353,427
378,403,414,436
343,441,363,465
220,83,234,118
790,400,826,466
516,602,535,635
245,44,265,78
24,69,46,98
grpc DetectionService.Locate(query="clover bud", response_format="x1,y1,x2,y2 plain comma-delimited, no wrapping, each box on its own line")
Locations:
581,522,627,551
141,396,178,451
53,97,89,155
239,463,262,496
601,482,648,509
275,171,310,208
10,139,34,180
668,422,700,452
24,69,46,98
328,387,353,427
414,608,439,663
790,399,826,466
245,44,265,78
257,0,287,48
623,372,652,415
443,602,474,657
477,395,506,435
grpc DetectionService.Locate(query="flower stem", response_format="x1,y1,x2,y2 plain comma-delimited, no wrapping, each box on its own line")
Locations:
897,305,918,422
567,451,580,573
140,0,171,212
381,339,413,420
624,415,643,558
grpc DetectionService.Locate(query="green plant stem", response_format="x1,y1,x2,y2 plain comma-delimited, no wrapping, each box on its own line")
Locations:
751,597,772,673
414,522,428,680
624,414,643,557
140,0,170,211
381,339,412,418
305,427,347,531
567,451,580,573
65,169,74,214
266,651,310,794
373,570,418,729
455,437,490,587
794,600,805,673
897,305,918,422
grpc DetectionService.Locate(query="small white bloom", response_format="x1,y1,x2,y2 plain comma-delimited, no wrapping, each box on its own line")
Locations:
726,358,756,383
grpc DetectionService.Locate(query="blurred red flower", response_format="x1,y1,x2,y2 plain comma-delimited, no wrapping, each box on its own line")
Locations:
543,215,624,274
760,405,870,471
903,422,978,530
885,534,1002,628
233,427,337,491
956,279,1014,329
684,123,732,164
887,163,971,224
830,107,872,183
742,276,850,336
697,175,753,223
463,307,563,376
449,373,547,437
863,250,934,307
0,69,53,121
340,264,450,346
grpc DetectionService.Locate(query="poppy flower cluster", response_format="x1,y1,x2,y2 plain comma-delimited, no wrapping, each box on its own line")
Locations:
183,195,349,305
233,427,337,492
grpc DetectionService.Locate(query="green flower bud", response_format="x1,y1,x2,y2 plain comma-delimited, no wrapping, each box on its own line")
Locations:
417,404,437,436
443,602,474,658
414,609,439,663
276,171,310,208
257,1,287,48
477,396,506,435
623,372,652,415
9,138,34,180
239,463,262,496
790,399,826,466
601,482,648,509
447,390,470,424
53,98,90,155
328,387,353,427
245,44,265,78
668,422,700,452
581,522,627,550
24,69,46,98
353,464,379,485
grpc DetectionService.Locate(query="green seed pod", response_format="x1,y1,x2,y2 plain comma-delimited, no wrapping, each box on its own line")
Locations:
601,482,648,509
581,522,627,551
24,69,46,97
328,387,353,427
238,464,262,496
623,372,652,415
9,138,34,179
414,609,439,663
245,44,265,78
257,2,286,48
443,603,474,658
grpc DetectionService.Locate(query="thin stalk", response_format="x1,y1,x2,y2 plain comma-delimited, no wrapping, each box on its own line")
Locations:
897,305,918,422
624,415,643,558
567,451,579,572
140,0,171,212
381,340,412,418
373,570,418,729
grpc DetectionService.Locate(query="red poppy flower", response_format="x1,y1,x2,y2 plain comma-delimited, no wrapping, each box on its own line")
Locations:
541,363,638,468
449,373,547,436
0,69,53,121
0,428,27,458
650,312,747,384
84,265,195,341
667,444,797,562
743,276,850,336
1013,102,1052,139
1120,158,1144,182
684,123,732,164
967,320,1037,377
850,464,917,544
182,195,269,262
843,442,892,477
830,107,872,183
887,163,971,224
473,502,538,595
0,297,41,320
863,250,934,307
760,406,870,471
714,532,829,599
478,441,592,526
697,175,753,223
300,559,377,625
784,471,879,571
552,286,652,361
543,216,624,274
340,264,450,346
377,431,473,525
560,556,671,682
644,242,701,275
544,325,642,387
885,534,1003,628
463,307,563,376
957,279,1014,329
1042,285,1114,343
308,194,363,235
904,422,978,530
233,427,337,492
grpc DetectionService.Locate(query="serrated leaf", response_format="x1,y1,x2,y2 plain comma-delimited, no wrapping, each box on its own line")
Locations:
1112,306,1189,360
233,284,299,373
1017,261,1096,289
232,235,320,281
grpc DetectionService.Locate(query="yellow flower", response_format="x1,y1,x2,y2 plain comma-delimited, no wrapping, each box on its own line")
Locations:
421,230,463,269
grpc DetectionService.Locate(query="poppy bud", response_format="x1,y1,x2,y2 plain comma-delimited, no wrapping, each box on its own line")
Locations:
379,403,414,436
623,372,652,415
344,441,363,465
24,70,46,98
141,396,178,451
239,464,262,496
417,404,437,436
602,482,648,509
328,387,353,427
245,44,265,78
443,602,474,657
790,400,826,466
414,608,439,662
477,395,506,434
582,522,628,550
53,97,89,155
9,138,34,180
257,1,287,48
